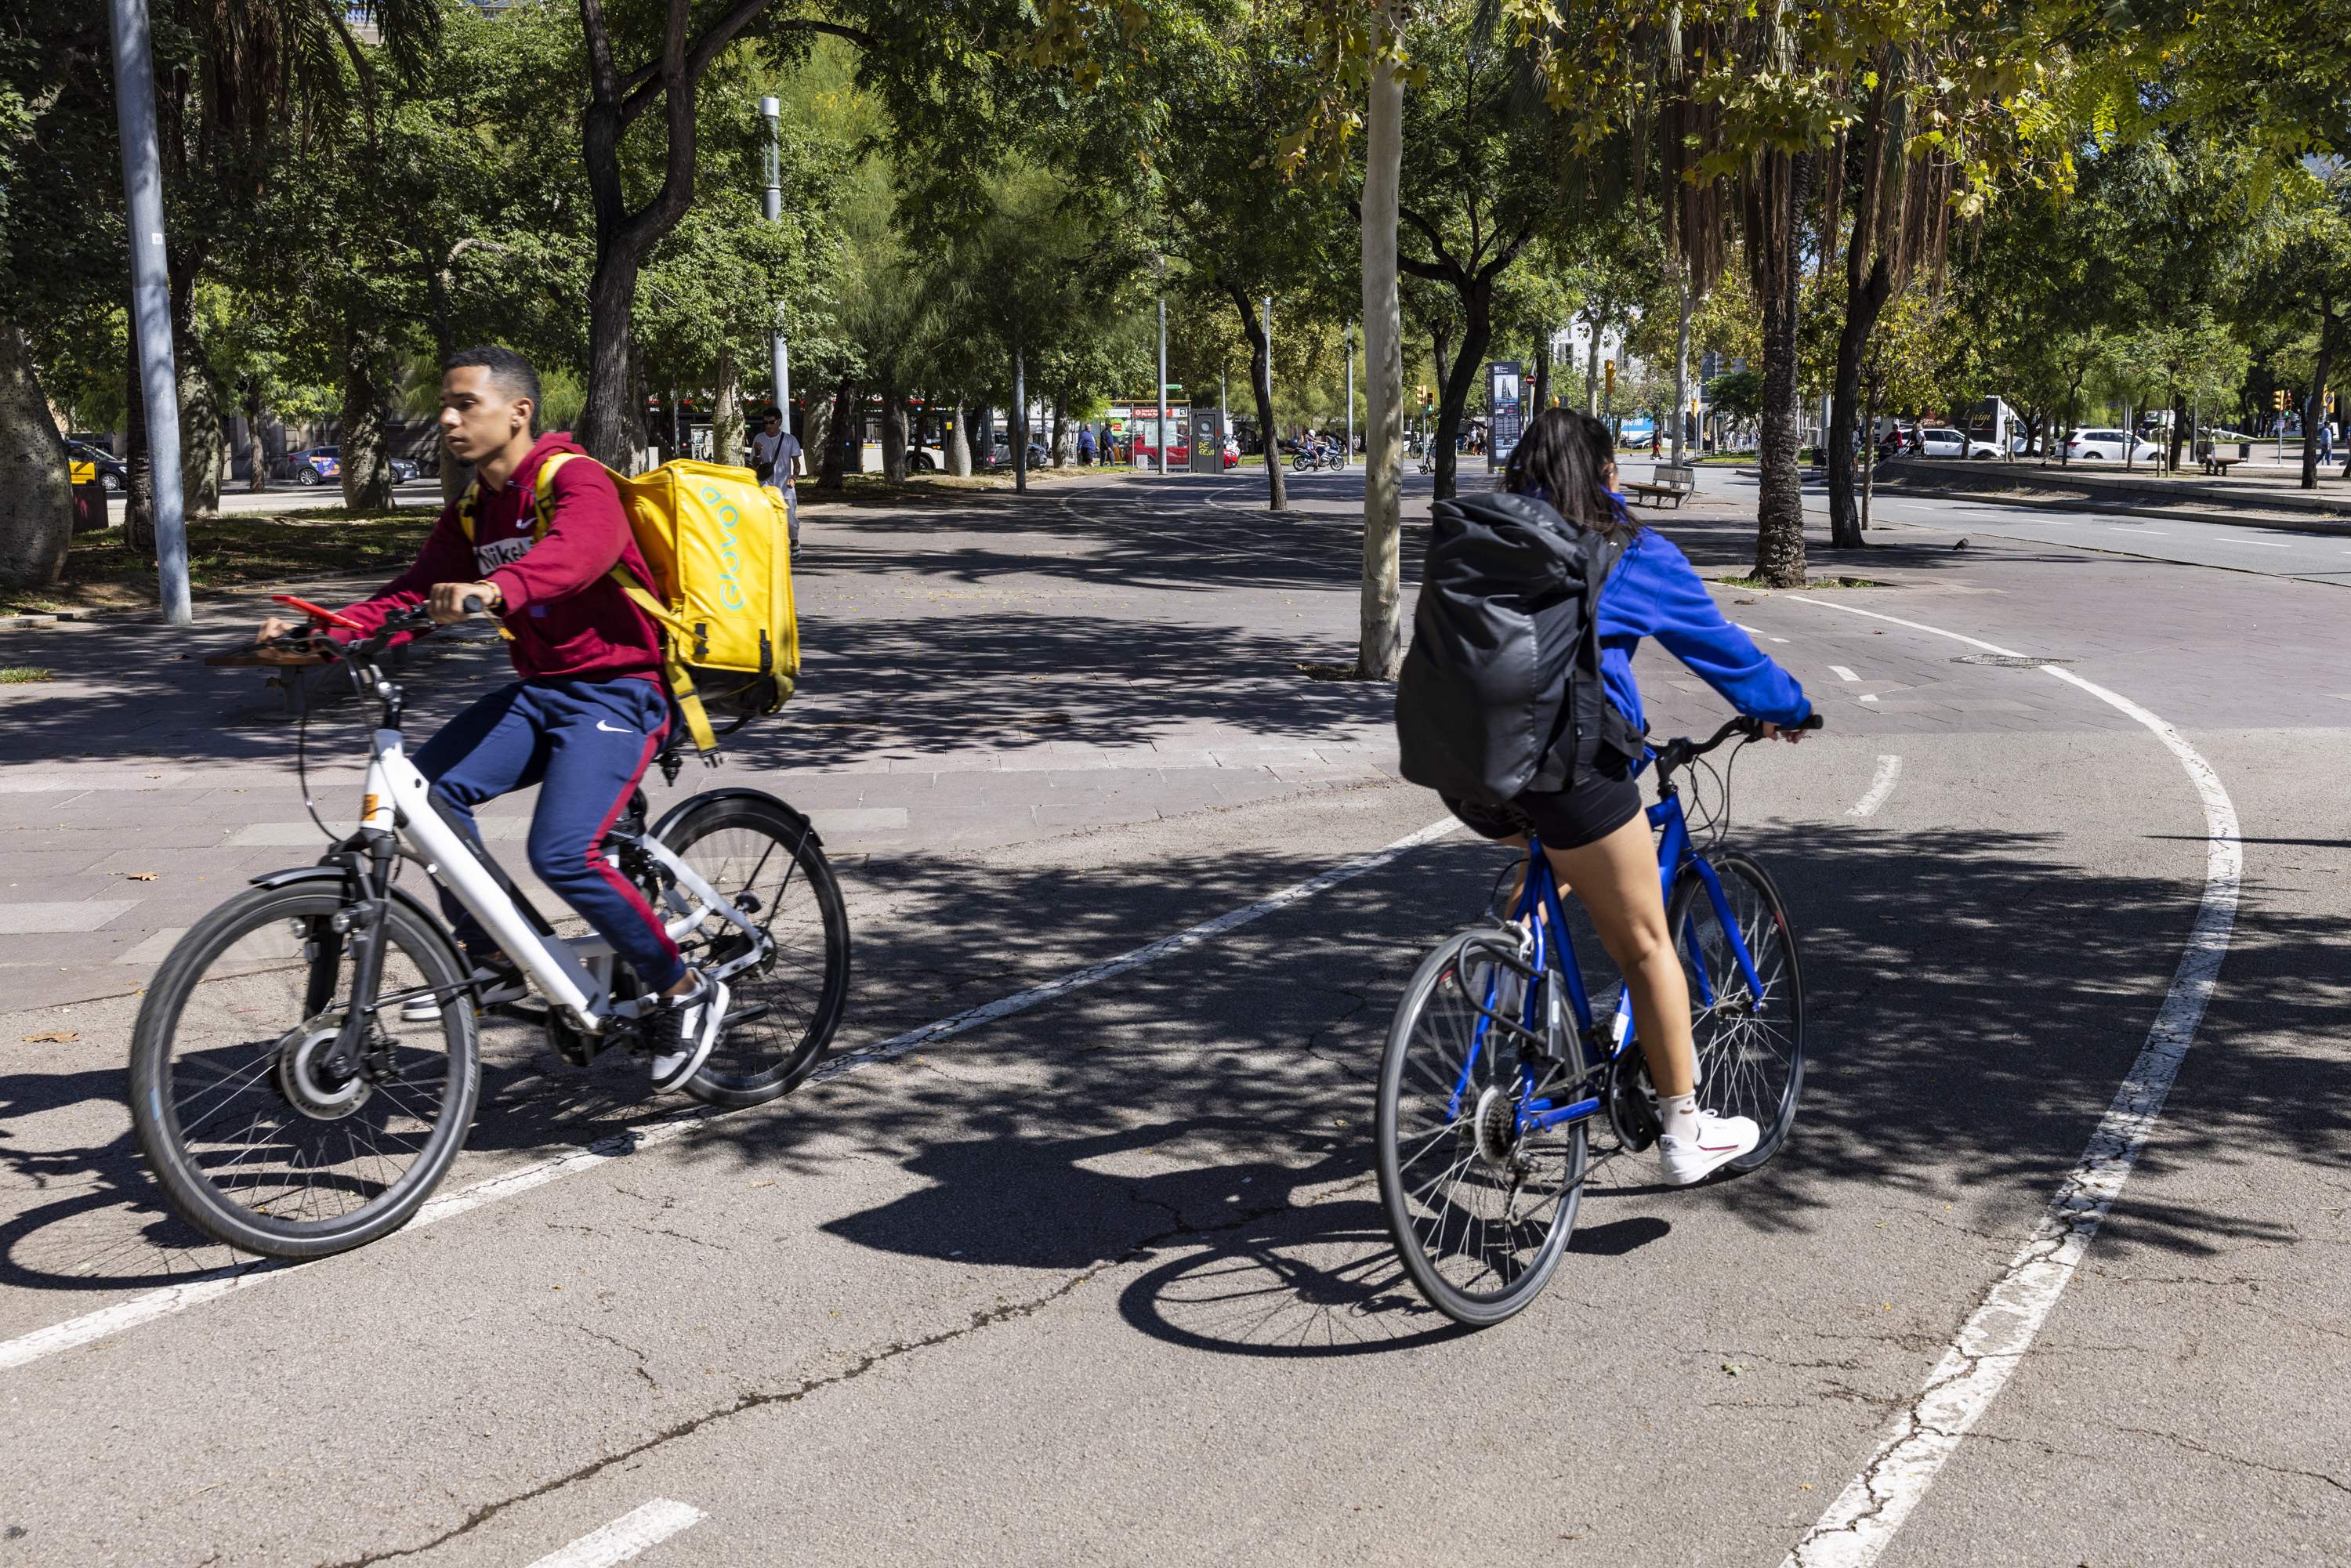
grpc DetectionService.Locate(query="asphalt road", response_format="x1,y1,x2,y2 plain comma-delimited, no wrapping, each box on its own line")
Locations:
1,472,2345,1566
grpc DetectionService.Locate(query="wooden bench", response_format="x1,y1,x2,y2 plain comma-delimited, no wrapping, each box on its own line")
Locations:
2199,453,2242,476
1625,463,1698,509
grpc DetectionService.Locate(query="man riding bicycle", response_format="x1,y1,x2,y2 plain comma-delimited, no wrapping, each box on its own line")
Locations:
254,346,727,1092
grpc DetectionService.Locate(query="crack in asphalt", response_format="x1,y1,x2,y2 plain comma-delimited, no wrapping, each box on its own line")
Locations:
306,1195,1282,1568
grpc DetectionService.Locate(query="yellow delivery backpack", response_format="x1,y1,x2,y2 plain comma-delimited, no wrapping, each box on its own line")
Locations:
458,453,799,755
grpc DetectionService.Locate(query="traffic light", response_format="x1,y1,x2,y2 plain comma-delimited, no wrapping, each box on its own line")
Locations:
1603,358,1617,389
2274,388,2290,411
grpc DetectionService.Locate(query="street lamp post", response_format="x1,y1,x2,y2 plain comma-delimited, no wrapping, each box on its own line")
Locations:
106,0,190,625
1345,322,1355,461
1157,292,1168,476
759,97,792,433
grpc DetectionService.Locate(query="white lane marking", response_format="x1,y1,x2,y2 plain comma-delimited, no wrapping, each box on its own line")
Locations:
1829,665,1860,683
525,1499,705,1568
1846,757,1902,817
1780,596,2240,1568
2215,538,2290,549
0,817,1461,1374
2114,528,2171,536
1858,693,1879,704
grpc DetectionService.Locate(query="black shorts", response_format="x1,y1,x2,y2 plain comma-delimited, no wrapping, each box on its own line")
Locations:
1442,758,1644,851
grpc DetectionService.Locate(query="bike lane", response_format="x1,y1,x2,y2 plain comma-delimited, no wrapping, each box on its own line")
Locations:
0,487,2333,1566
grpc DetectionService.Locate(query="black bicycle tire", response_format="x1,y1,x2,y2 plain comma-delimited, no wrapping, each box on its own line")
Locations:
128,885,480,1259
1666,851,1806,1172
656,793,851,1108
1374,929,1586,1328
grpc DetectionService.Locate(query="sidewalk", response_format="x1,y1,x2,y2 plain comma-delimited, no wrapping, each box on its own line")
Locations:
1864,454,2351,531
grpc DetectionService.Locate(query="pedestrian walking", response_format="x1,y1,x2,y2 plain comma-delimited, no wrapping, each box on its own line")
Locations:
2320,418,2335,465
751,408,802,552
1076,425,1096,465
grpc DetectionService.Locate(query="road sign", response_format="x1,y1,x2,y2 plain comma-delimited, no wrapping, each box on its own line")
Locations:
1487,360,1525,469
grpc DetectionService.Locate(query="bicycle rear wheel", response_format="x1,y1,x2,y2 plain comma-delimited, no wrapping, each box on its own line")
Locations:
654,793,850,1107
1668,851,1806,1171
128,885,480,1258
1374,929,1588,1328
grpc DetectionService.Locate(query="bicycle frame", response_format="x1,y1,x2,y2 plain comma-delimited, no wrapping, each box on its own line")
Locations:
1447,788,1772,1139
288,627,771,1044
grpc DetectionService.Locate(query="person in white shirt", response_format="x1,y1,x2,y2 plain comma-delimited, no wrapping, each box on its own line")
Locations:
750,408,800,550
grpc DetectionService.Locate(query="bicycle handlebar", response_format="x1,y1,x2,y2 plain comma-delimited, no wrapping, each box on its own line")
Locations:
1653,712,1824,776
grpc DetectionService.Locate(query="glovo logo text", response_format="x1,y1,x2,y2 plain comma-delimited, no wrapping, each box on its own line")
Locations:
700,484,748,612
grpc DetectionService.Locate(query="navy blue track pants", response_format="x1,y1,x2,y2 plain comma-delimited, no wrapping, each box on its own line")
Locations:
414,676,683,992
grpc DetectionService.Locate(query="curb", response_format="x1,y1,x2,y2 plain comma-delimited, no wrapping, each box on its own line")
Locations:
1870,481,2351,538
0,609,103,632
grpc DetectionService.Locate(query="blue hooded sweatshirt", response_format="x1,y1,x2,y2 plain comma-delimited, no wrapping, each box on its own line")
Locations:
1592,502,1811,751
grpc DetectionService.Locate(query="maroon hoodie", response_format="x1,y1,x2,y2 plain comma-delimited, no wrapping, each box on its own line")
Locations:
335,432,663,683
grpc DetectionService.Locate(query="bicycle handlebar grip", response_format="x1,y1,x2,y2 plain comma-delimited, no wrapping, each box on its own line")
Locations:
460,595,486,615
1798,713,1826,731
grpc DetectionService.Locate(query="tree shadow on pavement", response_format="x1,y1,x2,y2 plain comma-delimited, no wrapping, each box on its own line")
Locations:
2,810,2337,1345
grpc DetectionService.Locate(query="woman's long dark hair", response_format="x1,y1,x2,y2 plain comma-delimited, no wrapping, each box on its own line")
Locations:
1503,407,1636,544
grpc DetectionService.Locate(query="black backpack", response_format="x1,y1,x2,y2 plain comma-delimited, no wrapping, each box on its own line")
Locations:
1394,491,1642,806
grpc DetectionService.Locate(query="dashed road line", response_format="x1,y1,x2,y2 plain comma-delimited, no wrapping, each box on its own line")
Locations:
523,1498,705,1568
1829,665,1861,683
1779,596,2241,1568
1846,756,1902,817
0,816,1461,1375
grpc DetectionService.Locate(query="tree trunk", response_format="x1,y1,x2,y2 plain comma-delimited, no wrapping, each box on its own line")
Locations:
712,351,746,467
2302,307,2335,490
176,349,224,523
0,315,73,588
1230,286,1287,512
1860,376,1880,531
880,392,908,481
802,393,831,483
578,244,643,469
817,377,855,490
1582,311,1601,413
1357,45,1405,679
242,382,272,493
1051,396,1068,467
1748,150,1811,588
1529,328,1550,415
1011,346,1027,494
123,323,154,550
1431,278,1493,502
340,325,395,512
1672,263,1693,467
947,397,972,476
1826,252,1889,549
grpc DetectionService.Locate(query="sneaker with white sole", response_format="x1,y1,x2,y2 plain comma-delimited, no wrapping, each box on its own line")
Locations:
648,972,729,1093
1657,1109,1760,1186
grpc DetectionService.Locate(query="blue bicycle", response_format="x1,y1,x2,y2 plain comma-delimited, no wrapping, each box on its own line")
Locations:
1374,713,1819,1327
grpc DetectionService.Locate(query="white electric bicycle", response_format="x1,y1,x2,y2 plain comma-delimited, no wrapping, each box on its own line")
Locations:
130,599,851,1259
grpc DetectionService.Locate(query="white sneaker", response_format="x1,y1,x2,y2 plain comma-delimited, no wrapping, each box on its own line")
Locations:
649,972,729,1093
1657,1109,1759,1185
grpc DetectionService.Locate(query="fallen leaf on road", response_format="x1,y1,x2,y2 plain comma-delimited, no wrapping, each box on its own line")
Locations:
125,871,158,881
22,1030,78,1043
1721,1361,1746,1376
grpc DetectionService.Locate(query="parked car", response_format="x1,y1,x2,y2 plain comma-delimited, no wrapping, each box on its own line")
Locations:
1913,425,2001,460
66,440,126,492
388,454,420,484
984,440,1050,470
2063,428,2164,463
1222,437,1240,469
287,446,341,485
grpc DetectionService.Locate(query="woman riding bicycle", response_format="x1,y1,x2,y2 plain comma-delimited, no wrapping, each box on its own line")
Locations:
1440,407,1812,1184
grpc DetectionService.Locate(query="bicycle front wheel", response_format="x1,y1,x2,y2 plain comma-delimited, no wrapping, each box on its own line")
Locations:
1375,929,1587,1328
1668,851,1806,1171
128,885,480,1258
655,792,851,1107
